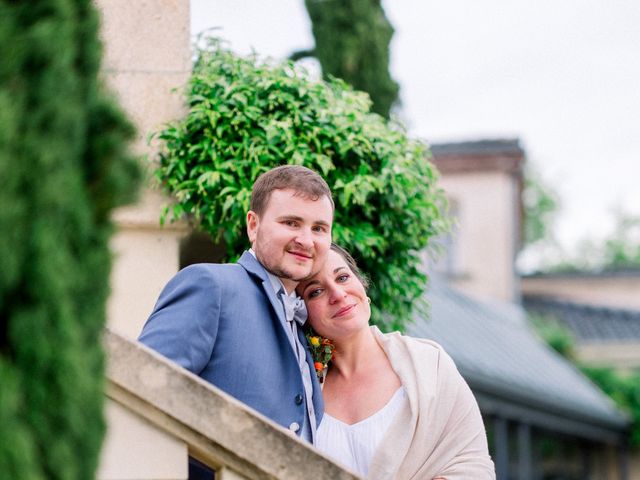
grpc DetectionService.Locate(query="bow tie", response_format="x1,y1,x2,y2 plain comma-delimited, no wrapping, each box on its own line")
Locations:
280,291,308,326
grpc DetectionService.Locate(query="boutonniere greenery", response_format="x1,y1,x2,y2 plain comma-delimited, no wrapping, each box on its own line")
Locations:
305,329,336,383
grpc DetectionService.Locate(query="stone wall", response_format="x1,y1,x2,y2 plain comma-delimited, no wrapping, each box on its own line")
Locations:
522,274,640,310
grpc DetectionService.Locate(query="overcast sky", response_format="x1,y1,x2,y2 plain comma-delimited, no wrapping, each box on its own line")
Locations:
190,0,640,254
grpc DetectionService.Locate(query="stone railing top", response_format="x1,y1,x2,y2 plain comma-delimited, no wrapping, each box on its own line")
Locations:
103,328,361,480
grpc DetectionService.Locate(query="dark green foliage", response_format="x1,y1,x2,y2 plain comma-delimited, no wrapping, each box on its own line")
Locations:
528,312,575,359
0,1,140,478
302,0,399,118
155,39,447,331
581,366,640,447
530,315,640,448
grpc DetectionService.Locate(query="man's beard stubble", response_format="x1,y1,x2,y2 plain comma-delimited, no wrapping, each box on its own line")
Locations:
256,250,314,284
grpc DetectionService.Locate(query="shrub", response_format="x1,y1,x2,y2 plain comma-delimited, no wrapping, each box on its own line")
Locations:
528,312,576,359
580,366,640,447
0,1,140,478
154,38,447,330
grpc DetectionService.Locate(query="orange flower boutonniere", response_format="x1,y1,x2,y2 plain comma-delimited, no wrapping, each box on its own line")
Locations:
305,330,336,383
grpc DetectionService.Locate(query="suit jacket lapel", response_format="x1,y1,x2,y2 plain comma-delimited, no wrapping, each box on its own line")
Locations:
238,251,291,341
239,251,324,424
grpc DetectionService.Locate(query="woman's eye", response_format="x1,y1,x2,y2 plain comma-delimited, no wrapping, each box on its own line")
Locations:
337,274,349,283
308,289,322,299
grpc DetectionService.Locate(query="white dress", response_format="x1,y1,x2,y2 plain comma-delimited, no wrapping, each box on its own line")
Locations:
316,387,406,477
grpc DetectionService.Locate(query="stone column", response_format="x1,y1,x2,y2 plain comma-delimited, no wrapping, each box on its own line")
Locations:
517,423,533,480
95,0,192,339
494,416,510,479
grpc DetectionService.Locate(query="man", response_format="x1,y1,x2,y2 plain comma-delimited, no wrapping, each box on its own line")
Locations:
138,165,333,448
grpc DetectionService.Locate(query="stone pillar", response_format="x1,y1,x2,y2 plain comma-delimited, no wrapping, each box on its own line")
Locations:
494,416,509,479
517,423,533,480
95,0,191,338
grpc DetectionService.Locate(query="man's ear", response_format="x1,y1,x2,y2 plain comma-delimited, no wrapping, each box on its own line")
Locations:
246,210,258,245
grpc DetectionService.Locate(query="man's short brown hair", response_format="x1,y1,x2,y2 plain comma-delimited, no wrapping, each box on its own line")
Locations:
250,165,334,215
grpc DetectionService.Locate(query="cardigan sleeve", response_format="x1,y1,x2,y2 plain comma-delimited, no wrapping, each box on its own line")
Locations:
429,352,495,479
367,328,495,480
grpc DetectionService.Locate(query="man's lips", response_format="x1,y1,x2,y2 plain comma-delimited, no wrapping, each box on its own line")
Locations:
333,304,356,318
288,250,312,261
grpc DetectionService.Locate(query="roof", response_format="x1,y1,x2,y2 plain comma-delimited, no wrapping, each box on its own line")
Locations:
430,138,524,157
523,268,640,279
406,278,629,442
428,138,525,175
523,296,640,343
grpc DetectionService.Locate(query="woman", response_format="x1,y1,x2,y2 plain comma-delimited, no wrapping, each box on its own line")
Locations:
298,244,495,479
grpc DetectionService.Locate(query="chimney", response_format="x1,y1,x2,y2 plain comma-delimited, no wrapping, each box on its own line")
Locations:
429,139,525,303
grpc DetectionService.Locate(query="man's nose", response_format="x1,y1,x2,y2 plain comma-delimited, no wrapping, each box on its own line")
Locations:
294,228,313,248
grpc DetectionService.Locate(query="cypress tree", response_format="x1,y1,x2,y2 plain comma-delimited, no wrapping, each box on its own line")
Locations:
302,0,400,118
0,1,140,478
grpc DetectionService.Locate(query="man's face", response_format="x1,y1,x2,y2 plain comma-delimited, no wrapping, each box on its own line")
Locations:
247,189,333,293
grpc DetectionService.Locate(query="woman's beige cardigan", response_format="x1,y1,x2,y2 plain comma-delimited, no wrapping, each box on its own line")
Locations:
367,327,495,479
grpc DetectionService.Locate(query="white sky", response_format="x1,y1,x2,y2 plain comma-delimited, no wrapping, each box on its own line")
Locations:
190,0,640,252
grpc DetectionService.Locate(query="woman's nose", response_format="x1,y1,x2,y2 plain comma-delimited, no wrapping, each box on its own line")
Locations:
328,285,347,303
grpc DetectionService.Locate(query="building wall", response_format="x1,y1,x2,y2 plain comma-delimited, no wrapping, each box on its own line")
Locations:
96,0,191,339
436,170,520,303
578,342,640,370
522,275,640,310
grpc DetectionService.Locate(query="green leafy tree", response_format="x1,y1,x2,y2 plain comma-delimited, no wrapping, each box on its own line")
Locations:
155,39,447,331
0,1,140,478
296,0,399,118
522,169,640,272
522,166,560,247
539,210,640,273
602,210,640,268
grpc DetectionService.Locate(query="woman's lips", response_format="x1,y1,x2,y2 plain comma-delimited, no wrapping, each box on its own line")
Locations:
333,304,356,318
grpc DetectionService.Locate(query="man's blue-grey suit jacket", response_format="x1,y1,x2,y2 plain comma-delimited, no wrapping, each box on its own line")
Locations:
138,251,324,437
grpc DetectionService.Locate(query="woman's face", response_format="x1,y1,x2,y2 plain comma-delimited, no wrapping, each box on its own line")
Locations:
297,249,370,340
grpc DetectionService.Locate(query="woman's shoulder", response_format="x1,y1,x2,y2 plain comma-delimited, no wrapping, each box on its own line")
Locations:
371,326,458,370
372,325,444,350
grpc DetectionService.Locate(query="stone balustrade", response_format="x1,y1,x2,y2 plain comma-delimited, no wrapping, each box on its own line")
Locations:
97,329,360,480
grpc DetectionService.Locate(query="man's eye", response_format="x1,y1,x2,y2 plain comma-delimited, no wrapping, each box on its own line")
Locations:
285,220,297,227
312,225,326,233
